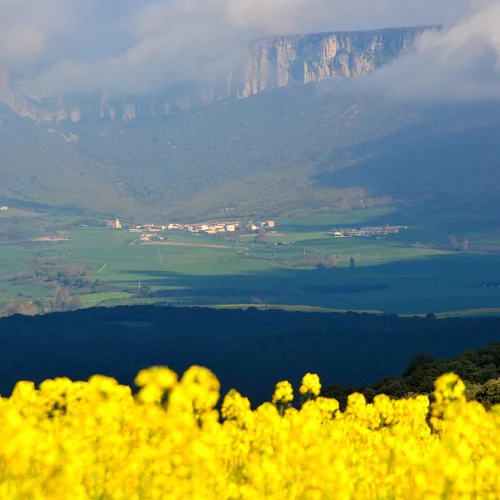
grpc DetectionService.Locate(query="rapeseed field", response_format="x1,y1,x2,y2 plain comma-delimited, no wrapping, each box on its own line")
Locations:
0,367,498,499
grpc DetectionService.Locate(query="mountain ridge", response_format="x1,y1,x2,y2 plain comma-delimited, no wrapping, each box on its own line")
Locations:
0,26,431,124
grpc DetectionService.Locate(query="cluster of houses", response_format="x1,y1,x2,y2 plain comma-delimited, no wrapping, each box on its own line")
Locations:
127,224,166,242
130,224,164,232
139,233,165,242
156,220,275,235
331,225,408,238
165,222,238,234
109,219,276,238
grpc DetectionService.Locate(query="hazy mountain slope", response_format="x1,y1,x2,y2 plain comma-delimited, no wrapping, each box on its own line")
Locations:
68,80,500,221
0,105,138,215
3,81,399,217
68,82,413,217
2,75,500,221
319,101,500,222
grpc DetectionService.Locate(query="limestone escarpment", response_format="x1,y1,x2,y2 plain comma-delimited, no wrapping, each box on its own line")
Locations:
0,26,430,124
239,27,426,98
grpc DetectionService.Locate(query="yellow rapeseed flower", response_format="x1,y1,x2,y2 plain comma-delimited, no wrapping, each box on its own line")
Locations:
0,369,498,498
272,380,294,404
299,373,321,397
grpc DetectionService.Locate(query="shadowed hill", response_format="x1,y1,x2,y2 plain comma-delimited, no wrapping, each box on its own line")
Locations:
1,306,500,405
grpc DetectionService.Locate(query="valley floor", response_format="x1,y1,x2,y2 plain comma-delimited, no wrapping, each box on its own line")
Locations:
1,206,500,316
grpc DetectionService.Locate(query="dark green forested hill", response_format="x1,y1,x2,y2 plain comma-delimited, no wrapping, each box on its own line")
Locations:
1,306,500,405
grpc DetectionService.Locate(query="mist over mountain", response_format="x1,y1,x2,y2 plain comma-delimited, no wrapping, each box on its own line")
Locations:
0,0,479,93
0,27,426,124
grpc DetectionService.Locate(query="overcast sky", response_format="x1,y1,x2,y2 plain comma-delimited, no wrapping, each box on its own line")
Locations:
0,0,498,96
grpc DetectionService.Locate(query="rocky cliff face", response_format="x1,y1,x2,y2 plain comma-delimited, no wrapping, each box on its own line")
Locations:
0,27,428,124
239,27,424,98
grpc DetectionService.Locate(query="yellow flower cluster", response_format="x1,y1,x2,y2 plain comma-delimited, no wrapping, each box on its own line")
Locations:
299,373,322,396
0,367,499,499
271,380,294,404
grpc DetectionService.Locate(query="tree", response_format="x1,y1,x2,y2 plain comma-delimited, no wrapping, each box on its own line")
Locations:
322,384,350,411
255,227,268,244
316,255,337,269
461,238,469,252
67,296,84,311
350,257,355,268
448,235,457,251
138,284,151,298
54,287,70,311
3,298,41,316
475,379,500,409
402,353,434,376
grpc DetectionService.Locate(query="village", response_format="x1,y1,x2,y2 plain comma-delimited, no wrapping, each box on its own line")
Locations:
330,225,408,238
105,218,276,242
105,217,406,243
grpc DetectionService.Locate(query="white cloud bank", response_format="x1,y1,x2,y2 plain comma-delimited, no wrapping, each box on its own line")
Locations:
0,0,499,98
0,0,74,60
369,1,500,100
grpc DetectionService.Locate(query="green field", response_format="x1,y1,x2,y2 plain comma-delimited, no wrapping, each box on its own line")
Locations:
0,208,41,218
1,207,500,316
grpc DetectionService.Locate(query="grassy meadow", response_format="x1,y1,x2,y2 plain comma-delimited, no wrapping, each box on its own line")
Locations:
0,206,500,315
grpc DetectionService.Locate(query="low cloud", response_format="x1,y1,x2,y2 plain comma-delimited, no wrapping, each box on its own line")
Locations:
1,0,498,97
21,0,320,96
368,2,500,101
0,0,73,60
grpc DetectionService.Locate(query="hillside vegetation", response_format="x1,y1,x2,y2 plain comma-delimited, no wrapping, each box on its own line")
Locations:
73,85,500,222
0,106,134,215
3,80,500,223
325,342,500,409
